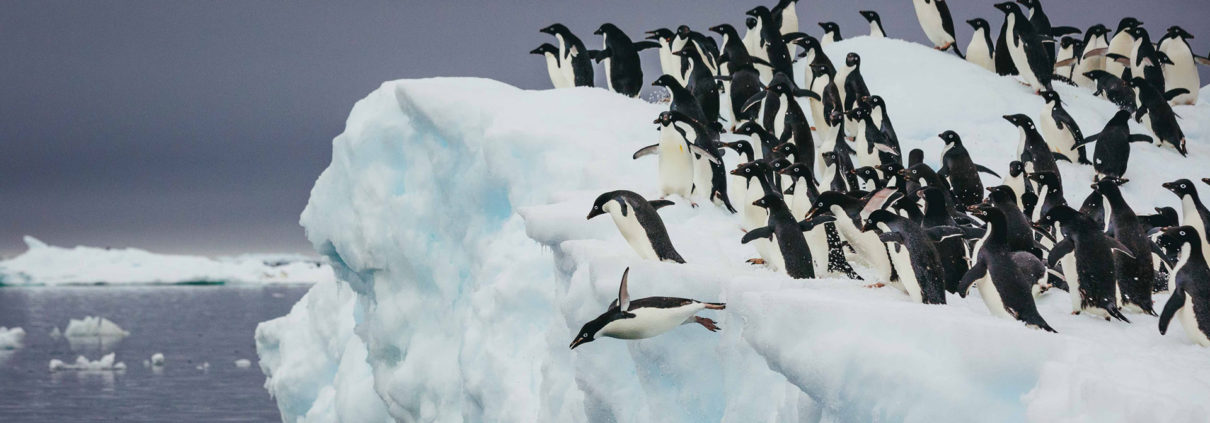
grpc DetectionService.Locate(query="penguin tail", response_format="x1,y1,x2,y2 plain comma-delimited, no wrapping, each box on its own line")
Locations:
1108,306,1131,323
703,302,726,310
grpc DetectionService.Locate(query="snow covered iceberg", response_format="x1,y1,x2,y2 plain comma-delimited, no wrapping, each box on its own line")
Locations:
257,37,1210,422
0,326,25,350
0,236,335,285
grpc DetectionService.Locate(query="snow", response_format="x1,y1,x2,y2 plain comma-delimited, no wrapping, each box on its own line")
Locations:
64,316,130,338
0,236,335,285
49,353,127,371
0,327,25,350
257,37,1210,422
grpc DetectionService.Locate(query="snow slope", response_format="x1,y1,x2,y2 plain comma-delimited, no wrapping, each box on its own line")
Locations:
257,37,1210,422
0,236,334,285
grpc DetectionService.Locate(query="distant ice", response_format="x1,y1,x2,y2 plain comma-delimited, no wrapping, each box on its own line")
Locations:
49,353,126,371
0,236,336,286
151,353,165,366
0,327,25,350
64,316,130,338
234,359,252,368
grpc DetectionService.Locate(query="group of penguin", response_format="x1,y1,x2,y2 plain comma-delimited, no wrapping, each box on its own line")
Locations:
553,0,1210,350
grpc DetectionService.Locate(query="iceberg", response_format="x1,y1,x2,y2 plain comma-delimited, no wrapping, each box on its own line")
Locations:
64,316,130,338
0,326,25,350
49,353,127,371
257,37,1210,422
0,236,335,285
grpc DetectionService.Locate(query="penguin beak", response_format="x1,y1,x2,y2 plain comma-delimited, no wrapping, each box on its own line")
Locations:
1162,182,1175,191
730,168,742,175
569,337,588,350
587,209,604,220
1202,178,1210,186
644,31,659,40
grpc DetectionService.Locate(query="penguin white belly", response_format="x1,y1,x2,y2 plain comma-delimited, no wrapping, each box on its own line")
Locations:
780,8,798,36
1039,107,1076,158
888,245,921,301
1162,43,1200,105
1105,34,1133,77
1054,47,1075,78
600,303,707,340
773,100,789,140
544,55,570,89
1003,176,1026,207
977,274,1015,319
1177,305,1210,347
967,32,995,72
868,22,885,38
605,202,659,261
789,177,811,219
912,0,951,47
1063,252,1082,313
1129,40,1145,80
659,45,679,82
853,128,879,169
1180,197,1210,263
767,233,787,273
603,58,613,91
691,154,714,202
804,228,830,276
831,205,893,281
658,143,695,199
1008,35,1044,90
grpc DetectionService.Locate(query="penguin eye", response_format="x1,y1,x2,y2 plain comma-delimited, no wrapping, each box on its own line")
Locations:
1181,184,1188,189
1180,231,1187,236
745,168,751,173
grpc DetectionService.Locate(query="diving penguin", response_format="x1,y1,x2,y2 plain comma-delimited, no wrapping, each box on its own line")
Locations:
569,268,725,349
587,191,686,263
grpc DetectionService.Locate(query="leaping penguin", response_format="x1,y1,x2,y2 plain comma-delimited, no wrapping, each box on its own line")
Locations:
911,0,962,57
587,191,686,263
570,268,725,349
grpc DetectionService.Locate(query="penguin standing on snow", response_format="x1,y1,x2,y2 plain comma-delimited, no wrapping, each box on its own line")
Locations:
1004,114,1066,187
1155,227,1210,347
1105,18,1142,77
1158,26,1200,105
1037,91,1091,165
995,2,1053,93
1084,70,1137,113
1015,0,1081,65
540,24,594,87
911,0,962,57
863,209,953,304
1073,24,1111,89
1163,179,1210,262
805,192,896,283
917,187,972,294
859,11,886,38
1001,161,1033,210
1072,110,1152,181
1093,178,1156,315
1129,77,1189,156
960,206,1056,332
710,24,765,126
1054,37,1083,80
569,268,725,350
818,22,842,48
1040,205,1135,321
633,111,724,202
593,24,659,98
530,44,571,89
587,191,686,263
966,19,997,72
937,130,1001,208
742,194,831,279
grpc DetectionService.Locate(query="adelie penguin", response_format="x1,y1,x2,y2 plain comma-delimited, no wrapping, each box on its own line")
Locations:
1105,18,1142,77
995,2,1053,93
1155,226,1210,347
1073,25,1111,89
746,7,794,81
1004,114,1067,187
742,194,833,279
1054,37,1083,81
1001,161,1033,210
1037,91,1091,165
965,19,996,72
1128,77,1188,156
634,111,723,202
841,53,870,116
1084,70,1137,113
593,23,659,98
1073,110,1152,181
652,75,708,125
960,206,1056,332
1093,178,1156,315
539,24,594,88
587,191,686,263
805,192,896,283
569,268,725,350
1162,179,1210,263
1015,0,1080,66
1158,26,1200,105
863,209,954,304
911,0,962,57
937,130,1001,208
674,42,722,124
645,28,684,85
1040,205,1135,321
818,22,842,48
859,11,886,38
531,44,571,89
772,0,799,36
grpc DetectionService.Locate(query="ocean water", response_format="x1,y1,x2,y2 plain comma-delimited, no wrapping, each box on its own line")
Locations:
0,285,310,422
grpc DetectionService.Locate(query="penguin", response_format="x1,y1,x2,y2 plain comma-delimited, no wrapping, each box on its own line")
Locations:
1026,170,1066,223
743,194,832,279
1054,37,1082,80
1084,70,1137,113
818,22,842,48
710,24,765,125
847,106,896,171
673,42,721,124
841,53,870,114
937,130,1001,207
747,7,794,81
1037,91,1091,165
960,206,1055,332
674,25,722,76
1093,178,1156,315
865,96,900,155
805,191,896,282
900,164,961,219
994,11,1020,76
569,268,725,349
539,24,594,87
1158,26,1200,105
587,191,686,263
780,164,862,279
530,43,571,89
1125,26,1162,88
1073,24,1111,89
966,19,997,72
1001,161,1033,209
1128,77,1189,156
772,0,800,36
593,23,659,98
919,187,973,294
652,75,708,125
1040,205,1135,321
982,186,1047,258
793,35,832,96
911,0,963,57
1004,114,1066,187
1072,110,1153,180
670,110,737,214
994,2,1052,93
633,111,724,202
644,28,684,85
1105,18,1142,77
1155,226,1210,347
732,121,778,162
863,210,951,304
732,160,779,266
1016,0,1081,66
742,16,773,83
859,11,886,38
807,61,841,140
1139,206,1180,292
1162,179,1210,263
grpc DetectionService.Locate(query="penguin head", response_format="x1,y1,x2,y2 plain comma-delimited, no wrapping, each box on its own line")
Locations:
876,162,904,178
752,194,782,209
708,24,736,38
1125,77,1149,89
530,44,558,56
1027,170,1059,187
745,16,759,30
540,23,569,36
1002,114,1034,130
1203,178,1210,187
1166,26,1194,40
1038,205,1080,226
1126,26,1149,40
1116,18,1142,34
908,149,924,167
675,25,693,39
1008,161,1025,177
845,53,861,68
587,192,620,220
967,18,989,31
594,23,621,36
1039,90,1062,105
970,204,1005,225
852,166,879,182
993,2,1022,15
768,158,793,174
1086,24,1110,38
570,315,609,350
653,111,674,127
732,121,768,137
805,191,849,219
821,151,838,166
846,105,869,121
1082,70,1110,81
1153,207,1179,226
862,209,899,232
938,130,962,146
745,6,771,20
722,140,754,158
986,186,1018,206
1155,226,1202,255
651,74,682,89
1154,51,1175,66
1060,37,1083,50
779,163,813,179
793,34,821,52
899,163,932,182
865,95,886,110
731,160,768,179
810,62,832,77
645,28,674,42
859,11,881,23
1162,179,1198,198
1092,177,1127,196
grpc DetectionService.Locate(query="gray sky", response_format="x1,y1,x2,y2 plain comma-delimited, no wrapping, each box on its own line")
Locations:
2,0,1207,257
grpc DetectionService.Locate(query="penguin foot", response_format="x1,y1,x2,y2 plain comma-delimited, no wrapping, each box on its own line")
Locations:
845,136,856,142
810,126,817,131
694,316,721,332
691,202,699,208
864,282,886,289
746,258,766,265
1071,311,1080,315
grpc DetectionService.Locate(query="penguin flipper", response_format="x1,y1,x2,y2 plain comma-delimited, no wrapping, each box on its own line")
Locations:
633,41,661,51
1082,47,1108,60
793,88,821,100
689,144,722,164
1052,152,1073,163
1196,56,1210,66
741,226,774,244
1107,238,1136,259
1053,58,1077,68
1128,134,1154,143
1159,288,1186,335
1049,26,1082,38
1104,53,1131,64
956,260,988,298
1151,241,1176,268
649,200,675,210
1072,133,1099,149
740,92,768,116
1047,238,1074,268
925,226,971,242
617,268,631,311
633,144,660,160
878,232,905,244
799,215,836,232
974,164,1001,178
1164,89,1192,102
